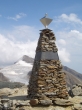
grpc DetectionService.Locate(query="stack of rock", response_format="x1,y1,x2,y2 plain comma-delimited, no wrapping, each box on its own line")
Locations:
28,29,68,104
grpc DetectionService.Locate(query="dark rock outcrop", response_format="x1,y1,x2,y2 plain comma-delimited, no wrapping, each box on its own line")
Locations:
0,72,9,82
22,55,34,63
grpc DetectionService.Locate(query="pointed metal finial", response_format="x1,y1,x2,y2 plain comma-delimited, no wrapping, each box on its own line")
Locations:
45,13,47,18
40,14,53,28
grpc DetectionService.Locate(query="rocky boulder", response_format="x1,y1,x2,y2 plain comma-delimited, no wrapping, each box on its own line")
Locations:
71,84,82,96
53,98,73,106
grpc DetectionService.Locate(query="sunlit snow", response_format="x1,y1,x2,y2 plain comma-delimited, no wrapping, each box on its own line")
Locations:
0,60,33,84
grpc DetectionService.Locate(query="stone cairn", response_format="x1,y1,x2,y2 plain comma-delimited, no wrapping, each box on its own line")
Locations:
28,28,69,105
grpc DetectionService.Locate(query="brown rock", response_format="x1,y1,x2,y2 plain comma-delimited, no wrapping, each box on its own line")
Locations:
30,99,38,106
37,80,46,85
47,65,55,69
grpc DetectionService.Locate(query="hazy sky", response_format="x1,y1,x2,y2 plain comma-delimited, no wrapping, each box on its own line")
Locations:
0,0,82,73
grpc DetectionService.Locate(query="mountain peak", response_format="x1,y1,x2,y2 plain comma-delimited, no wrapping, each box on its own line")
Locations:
15,55,34,64
22,55,34,63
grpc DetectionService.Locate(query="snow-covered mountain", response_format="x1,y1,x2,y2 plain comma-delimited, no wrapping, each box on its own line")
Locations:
0,55,33,84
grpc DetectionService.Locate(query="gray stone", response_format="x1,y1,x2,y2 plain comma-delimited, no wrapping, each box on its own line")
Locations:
0,101,2,105
44,92,56,96
73,104,82,110
51,107,65,110
0,105,2,110
40,100,52,105
72,85,76,89
8,100,13,107
3,102,10,108
45,45,49,48
16,101,30,106
72,86,82,96
49,40,55,43
1,99,9,103
76,84,82,87
12,100,17,105
9,106,16,110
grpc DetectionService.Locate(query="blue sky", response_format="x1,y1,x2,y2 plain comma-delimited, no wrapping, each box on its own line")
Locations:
0,0,82,73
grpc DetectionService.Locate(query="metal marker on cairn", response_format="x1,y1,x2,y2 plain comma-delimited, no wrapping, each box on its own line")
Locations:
40,13,52,28
28,14,69,105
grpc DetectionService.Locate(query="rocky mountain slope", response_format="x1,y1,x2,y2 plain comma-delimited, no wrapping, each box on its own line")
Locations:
0,55,82,88
15,55,34,64
0,72,9,81
63,66,82,87
63,66,82,80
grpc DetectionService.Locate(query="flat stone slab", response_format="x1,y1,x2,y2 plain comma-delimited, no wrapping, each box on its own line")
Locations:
16,100,30,106
73,104,82,110
40,100,52,105
1,99,9,103
53,98,73,106
44,92,56,96
35,51,59,60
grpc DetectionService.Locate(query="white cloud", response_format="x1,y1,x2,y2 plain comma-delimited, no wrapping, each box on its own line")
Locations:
0,33,37,66
4,22,82,66
70,30,82,39
58,39,66,45
56,30,82,64
7,13,27,21
0,15,2,17
58,48,70,62
56,39,70,63
57,39,70,63
0,34,70,65
55,13,82,24
0,25,71,66
56,29,82,40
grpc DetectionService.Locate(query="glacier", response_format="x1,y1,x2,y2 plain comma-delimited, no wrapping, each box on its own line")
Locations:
0,60,33,84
